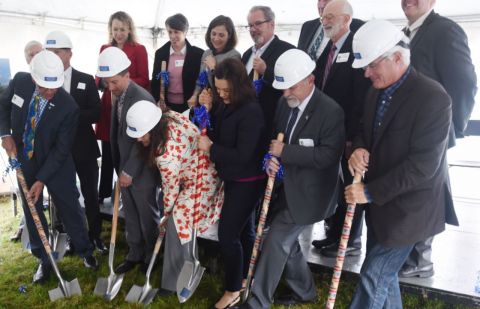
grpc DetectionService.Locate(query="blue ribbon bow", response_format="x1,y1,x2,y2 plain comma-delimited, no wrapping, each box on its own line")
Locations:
262,153,284,180
192,105,211,131
156,70,170,87
196,70,209,89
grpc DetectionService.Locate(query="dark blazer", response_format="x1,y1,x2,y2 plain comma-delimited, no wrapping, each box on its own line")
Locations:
0,72,79,187
275,88,345,225
297,18,364,53
69,68,101,162
354,69,458,247
150,40,204,103
209,101,265,181
410,11,477,143
241,36,294,144
110,81,158,188
313,32,371,140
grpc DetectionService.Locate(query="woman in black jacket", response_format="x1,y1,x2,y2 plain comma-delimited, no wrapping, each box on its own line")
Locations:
198,58,265,309
150,13,203,113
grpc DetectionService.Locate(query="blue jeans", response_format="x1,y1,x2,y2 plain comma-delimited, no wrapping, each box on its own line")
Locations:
350,236,413,309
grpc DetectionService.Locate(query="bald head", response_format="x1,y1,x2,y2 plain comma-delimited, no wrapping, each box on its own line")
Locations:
322,0,353,42
24,40,43,64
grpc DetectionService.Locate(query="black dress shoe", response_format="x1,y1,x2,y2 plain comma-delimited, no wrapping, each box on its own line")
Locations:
115,260,140,274
311,237,335,249
92,238,108,255
83,255,98,270
399,265,434,278
320,243,361,258
10,228,23,242
33,263,52,284
274,294,316,306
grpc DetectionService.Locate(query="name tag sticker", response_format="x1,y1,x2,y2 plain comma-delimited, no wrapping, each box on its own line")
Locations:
12,94,24,108
336,52,350,63
299,138,314,147
77,82,86,90
175,60,184,67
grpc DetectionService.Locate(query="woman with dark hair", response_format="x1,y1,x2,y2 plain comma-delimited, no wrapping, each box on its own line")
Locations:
151,13,204,113
125,100,223,295
198,58,265,309
96,11,149,204
187,15,241,107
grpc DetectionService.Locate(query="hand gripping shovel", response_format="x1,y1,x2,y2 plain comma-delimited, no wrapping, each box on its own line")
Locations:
7,156,81,301
48,194,68,260
241,133,284,303
325,172,363,309
94,179,124,300
125,216,168,304
176,122,209,303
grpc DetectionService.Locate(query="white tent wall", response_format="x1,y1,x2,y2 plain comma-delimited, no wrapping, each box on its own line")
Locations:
0,0,479,116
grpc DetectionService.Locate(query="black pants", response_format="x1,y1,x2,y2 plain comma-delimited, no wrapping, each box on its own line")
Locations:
99,141,114,199
218,179,263,292
166,102,189,113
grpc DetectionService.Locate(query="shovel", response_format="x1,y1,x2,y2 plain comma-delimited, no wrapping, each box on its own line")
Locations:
47,194,68,260
125,216,168,304
94,179,124,300
241,133,284,303
7,156,81,301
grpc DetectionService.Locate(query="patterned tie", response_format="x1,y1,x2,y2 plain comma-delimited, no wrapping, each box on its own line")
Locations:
23,95,40,160
322,43,337,90
308,27,324,60
285,107,300,144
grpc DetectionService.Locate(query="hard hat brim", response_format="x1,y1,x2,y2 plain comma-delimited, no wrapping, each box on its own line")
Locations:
31,72,64,89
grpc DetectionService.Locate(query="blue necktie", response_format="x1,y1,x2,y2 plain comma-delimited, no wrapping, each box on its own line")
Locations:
285,107,300,144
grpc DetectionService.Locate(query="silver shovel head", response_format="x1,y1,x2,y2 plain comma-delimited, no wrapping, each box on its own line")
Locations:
125,284,159,305
21,227,31,252
176,261,205,303
93,272,125,301
51,231,68,260
48,278,82,301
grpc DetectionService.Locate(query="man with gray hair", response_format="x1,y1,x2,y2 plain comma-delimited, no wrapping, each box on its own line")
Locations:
346,19,455,307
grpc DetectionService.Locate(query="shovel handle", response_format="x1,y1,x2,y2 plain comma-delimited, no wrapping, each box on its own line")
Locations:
325,171,363,309
242,133,284,302
110,178,121,245
253,70,259,81
158,61,167,109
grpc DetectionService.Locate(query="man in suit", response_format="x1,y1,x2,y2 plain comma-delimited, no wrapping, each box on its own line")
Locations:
347,20,456,308
0,50,98,283
297,0,363,61
399,0,477,278
242,6,294,145
310,0,371,257
44,31,107,254
242,49,345,309
96,47,160,274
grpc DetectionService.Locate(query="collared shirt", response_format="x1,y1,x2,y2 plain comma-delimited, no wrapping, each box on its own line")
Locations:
63,66,72,93
331,30,350,60
116,81,130,122
286,86,315,143
169,44,187,56
373,65,412,137
245,35,275,75
405,8,434,39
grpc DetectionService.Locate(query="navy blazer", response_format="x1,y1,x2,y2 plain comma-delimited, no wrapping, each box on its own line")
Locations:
150,40,204,103
410,11,477,143
70,68,101,161
0,72,79,186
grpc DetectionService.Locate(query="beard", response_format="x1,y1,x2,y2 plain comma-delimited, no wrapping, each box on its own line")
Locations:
286,96,301,108
324,23,341,39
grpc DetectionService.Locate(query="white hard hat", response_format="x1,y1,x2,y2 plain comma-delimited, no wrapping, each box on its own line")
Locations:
96,47,131,78
352,19,405,69
273,49,316,90
30,50,64,89
45,31,73,49
126,100,162,138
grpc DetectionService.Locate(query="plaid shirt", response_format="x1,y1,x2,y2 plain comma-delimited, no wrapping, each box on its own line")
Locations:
373,65,412,139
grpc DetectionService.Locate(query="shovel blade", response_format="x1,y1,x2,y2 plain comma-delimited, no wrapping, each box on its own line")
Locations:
48,278,82,301
140,288,159,305
94,273,124,301
21,227,31,252
52,232,68,260
176,261,205,303
125,285,143,303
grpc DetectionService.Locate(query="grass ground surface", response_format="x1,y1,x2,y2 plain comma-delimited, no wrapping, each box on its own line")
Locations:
0,196,472,308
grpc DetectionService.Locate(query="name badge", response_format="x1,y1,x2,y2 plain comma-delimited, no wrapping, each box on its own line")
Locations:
336,52,350,63
77,82,86,90
175,60,184,67
299,138,314,147
12,94,24,108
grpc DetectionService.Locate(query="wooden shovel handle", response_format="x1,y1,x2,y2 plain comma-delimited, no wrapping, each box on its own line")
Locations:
110,178,121,245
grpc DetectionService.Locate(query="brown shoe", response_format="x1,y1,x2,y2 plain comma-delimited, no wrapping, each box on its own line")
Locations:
10,228,23,242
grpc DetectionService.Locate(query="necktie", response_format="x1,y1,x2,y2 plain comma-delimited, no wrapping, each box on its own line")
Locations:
285,107,300,144
23,95,40,160
322,43,337,90
403,27,411,38
308,27,324,60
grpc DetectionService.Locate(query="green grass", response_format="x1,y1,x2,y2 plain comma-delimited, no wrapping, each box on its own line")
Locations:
0,196,472,308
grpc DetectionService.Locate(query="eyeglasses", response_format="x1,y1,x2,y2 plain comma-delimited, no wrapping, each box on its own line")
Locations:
247,19,271,30
363,56,389,71
320,13,346,23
